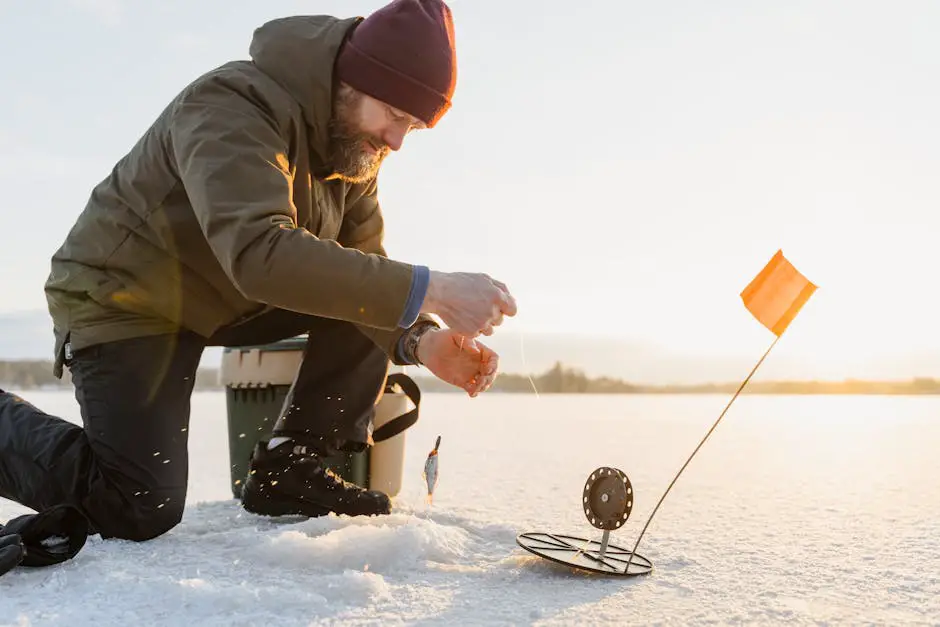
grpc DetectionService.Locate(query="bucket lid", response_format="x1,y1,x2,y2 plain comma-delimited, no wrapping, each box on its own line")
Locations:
222,334,308,354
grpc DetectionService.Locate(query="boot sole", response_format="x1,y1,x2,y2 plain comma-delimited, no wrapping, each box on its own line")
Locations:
241,482,331,518
241,478,391,519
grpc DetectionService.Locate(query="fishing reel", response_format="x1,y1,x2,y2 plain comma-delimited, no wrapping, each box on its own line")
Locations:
516,466,652,577
582,466,633,531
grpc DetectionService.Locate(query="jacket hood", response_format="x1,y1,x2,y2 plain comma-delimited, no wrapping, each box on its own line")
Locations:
249,15,361,162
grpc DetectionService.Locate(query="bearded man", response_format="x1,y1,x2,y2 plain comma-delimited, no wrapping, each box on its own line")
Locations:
0,0,516,543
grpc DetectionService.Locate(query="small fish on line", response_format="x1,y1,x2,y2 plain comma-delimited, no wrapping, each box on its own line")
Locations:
423,435,441,504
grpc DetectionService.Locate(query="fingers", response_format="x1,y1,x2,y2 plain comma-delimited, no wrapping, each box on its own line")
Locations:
455,335,481,355
442,273,516,338
479,305,505,337
452,324,481,339
466,343,499,397
479,344,499,376
495,283,517,317
448,347,497,396
487,276,516,318
466,372,492,397
469,370,497,396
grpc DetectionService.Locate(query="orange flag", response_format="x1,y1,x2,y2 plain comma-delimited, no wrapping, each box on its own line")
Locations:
740,250,817,337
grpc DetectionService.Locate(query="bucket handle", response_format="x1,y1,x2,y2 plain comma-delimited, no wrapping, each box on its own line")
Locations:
372,373,422,443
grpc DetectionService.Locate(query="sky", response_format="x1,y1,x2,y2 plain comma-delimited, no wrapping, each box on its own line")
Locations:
1,0,938,378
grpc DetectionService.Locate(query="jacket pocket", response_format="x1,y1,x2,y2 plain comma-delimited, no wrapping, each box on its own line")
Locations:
87,277,155,317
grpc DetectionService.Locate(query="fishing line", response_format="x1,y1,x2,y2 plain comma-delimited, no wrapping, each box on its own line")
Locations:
518,329,540,399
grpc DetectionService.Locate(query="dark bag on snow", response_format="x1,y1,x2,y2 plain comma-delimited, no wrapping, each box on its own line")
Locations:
0,504,89,576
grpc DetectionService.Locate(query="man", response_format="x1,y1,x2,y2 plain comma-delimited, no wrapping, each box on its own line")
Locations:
0,0,516,543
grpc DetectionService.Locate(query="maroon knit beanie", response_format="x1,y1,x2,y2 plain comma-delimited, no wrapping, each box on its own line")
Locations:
335,0,457,128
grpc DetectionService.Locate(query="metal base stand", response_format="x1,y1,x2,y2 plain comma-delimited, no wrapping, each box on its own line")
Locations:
516,467,653,577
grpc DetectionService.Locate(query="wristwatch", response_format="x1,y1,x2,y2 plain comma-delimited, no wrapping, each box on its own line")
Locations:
401,319,440,365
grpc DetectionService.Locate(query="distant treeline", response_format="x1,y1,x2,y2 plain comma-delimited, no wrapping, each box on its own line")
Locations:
2,359,938,395
412,362,940,395
0,360,221,391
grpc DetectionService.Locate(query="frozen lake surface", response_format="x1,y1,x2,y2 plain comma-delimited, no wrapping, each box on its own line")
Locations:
1,390,938,625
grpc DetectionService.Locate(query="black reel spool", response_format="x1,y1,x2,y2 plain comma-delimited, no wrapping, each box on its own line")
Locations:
583,467,633,531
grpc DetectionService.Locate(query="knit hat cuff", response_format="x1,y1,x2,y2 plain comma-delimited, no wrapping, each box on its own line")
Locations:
336,40,452,128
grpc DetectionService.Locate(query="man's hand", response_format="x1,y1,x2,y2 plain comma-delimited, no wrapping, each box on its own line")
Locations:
416,328,499,397
420,271,516,338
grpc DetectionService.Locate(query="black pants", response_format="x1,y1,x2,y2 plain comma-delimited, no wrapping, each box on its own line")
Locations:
0,310,389,541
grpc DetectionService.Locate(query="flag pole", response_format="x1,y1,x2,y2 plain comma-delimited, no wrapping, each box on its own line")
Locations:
623,334,782,574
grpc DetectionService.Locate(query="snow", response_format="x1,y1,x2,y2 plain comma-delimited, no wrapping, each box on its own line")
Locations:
2,391,939,625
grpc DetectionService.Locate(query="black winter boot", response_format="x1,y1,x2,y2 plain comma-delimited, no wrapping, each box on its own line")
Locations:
241,439,391,518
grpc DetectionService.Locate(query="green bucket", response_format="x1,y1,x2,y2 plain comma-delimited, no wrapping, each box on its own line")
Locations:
220,335,368,498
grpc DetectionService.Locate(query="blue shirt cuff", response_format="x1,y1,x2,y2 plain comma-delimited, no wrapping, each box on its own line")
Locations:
397,265,429,328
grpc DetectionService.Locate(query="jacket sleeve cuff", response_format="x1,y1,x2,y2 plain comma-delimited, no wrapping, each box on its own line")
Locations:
397,265,430,328
394,332,412,365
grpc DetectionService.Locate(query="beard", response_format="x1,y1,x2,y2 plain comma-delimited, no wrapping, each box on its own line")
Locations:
326,87,390,184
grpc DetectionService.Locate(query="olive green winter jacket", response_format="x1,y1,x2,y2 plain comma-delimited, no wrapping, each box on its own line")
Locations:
44,15,422,376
